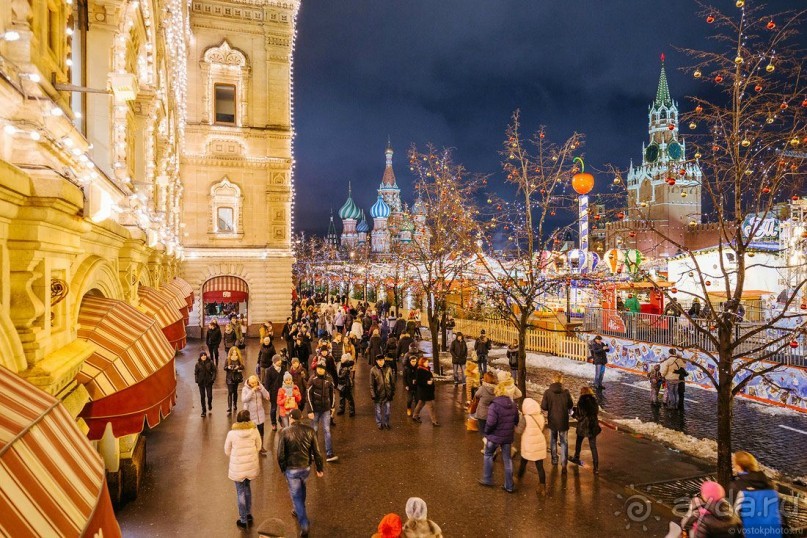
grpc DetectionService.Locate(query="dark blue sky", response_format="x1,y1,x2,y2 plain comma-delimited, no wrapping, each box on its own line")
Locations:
292,0,798,235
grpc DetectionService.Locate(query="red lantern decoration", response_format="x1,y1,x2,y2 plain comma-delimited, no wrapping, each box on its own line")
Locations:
594,214,601,221
767,20,776,30
706,280,712,286
550,210,556,216
800,303,807,310
667,177,676,186
780,102,789,110
539,132,545,139
679,168,687,176
762,186,771,194
790,341,799,349
695,105,703,113
755,84,763,92
668,123,675,131
671,287,678,294
706,14,715,23
715,74,723,83
617,211,625,220
712,145,720,152
802,98,807,108
571,157,595,195
792,195,799,201
629,231,636,238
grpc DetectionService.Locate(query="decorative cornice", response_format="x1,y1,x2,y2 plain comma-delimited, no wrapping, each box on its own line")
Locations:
181,155,290,168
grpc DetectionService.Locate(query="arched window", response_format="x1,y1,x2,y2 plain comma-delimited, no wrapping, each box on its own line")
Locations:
201,41,250,126
210,177,243,238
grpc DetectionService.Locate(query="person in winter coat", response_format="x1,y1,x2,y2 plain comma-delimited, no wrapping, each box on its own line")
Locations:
277,372,302,428
397,333,414,361
336,353,356,417
393,316,407,339
661,349,686,409
515,398,547,494
384,335,400,381
465,361,480,405
479,383,520,492
368,330,384,366
263,355,286,431
475,372,498,440
223,322,237,356
223,347,245,415
589,335,609,390
306,360,338,462
224,409,262,528
402,497,443,538
372,513,402,538
569,386,602,473
648,364,663,406
289,357,308,411
257,337,276,380
371,354,396,430
412,358,438,426
403,354,419,417
496,371,523,401
729,451,785,535
206,320,223,367
474,330,492,374
241,375,271,456
681,481,742,538
350,317,364,343
506,340,519,381
330,332,344,366
450,332,468,385
194,351,216,417
540,372,574,470
291,335,311,371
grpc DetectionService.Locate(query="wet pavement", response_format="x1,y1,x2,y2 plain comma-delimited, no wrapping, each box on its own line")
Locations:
476,344,807,480
116,337,714,537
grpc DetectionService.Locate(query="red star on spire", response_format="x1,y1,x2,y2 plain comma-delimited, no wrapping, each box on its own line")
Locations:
661,52,666,62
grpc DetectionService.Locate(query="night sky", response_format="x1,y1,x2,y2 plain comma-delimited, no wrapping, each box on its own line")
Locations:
292,1,800,236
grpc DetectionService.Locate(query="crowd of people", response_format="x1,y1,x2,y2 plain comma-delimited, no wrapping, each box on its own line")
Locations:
204,294,787,537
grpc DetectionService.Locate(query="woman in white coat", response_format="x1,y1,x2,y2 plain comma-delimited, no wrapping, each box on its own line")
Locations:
224,410,262,528
241,375,270,456
515,397,547,494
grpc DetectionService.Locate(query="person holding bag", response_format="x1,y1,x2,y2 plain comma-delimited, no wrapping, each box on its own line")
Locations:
277,372,302,428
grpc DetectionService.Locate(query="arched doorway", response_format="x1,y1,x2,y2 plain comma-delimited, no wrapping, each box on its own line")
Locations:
202,276,249,328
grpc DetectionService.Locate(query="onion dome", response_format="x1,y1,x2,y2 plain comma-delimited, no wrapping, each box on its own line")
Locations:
356,212,370,233
370,195,390,219
338,184,361,220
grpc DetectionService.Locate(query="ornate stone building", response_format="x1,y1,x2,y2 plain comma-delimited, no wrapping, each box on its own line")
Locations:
0,0,298,526
180,0,298,336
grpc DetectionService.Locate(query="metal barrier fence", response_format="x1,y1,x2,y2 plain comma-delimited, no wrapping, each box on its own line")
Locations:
583,307,807,368
453,318,589,362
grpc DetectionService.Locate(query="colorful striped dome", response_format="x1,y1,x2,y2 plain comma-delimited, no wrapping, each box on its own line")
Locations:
356,214,370,233
370,195,390,219
338,194,361,220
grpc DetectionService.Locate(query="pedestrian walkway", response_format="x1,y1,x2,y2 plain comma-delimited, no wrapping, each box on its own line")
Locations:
116,338,712,537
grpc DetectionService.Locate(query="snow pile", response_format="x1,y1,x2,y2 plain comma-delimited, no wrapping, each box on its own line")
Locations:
613,418,719,462
491,352,623,382
746,401,803,417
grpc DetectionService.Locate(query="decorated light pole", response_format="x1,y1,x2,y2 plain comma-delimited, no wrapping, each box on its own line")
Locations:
571,157,595,270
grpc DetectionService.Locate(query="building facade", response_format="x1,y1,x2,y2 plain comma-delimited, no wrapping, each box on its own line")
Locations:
0,0,299,521
180,0,298,336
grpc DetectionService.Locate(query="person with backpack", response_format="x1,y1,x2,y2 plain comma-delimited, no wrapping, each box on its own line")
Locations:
569,386,602,474
474,330,492,375
730,451,785,536
540,372,574,472
589,335,609,390
223,347,245,416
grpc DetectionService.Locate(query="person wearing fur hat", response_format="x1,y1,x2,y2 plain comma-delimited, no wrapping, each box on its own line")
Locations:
371,354,396,430
515,398,547,494
403,354,420,417
224,409,262,528
465,361,480,405
681,481,742,538
336,353,356,417
372,513,402,538
402,497,443,538
289,357,308,411
241,375,271,456
474,330,492,375
277,372,302,428
496,370,523,401
479,382,520,493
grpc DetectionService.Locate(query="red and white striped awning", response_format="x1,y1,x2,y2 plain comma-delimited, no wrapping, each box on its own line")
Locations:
137,285,187,350
166,277,194,310
203,275,249,302
76,296,177,440
161,282,190,324
0,366,122,537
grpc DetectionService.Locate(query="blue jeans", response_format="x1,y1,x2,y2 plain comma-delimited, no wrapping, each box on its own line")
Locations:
594,364,605,387
550,429,569,466
311,411,333,456
235,479,251,524
665,380,679,408
477,356,488,374
375,400,391,427
482,440,514,491
453,364,466,383
285,467,311,531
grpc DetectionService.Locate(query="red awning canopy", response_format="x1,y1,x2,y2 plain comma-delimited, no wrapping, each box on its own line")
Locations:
161,282,190,324
76,296,177,440
167,277,194,310
138,285,187,350
0,366,122,537
203,275,249,302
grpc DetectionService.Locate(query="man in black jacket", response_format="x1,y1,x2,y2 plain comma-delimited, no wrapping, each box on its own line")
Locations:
449,332,468,385
277,409,323,538
589,335,609,390
194,351,216,417
205,320,222,367
540,372,574,471
306,361,338,462
370,355,396,430
264,355,286,431
474,330,492,374
258,337,276,379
